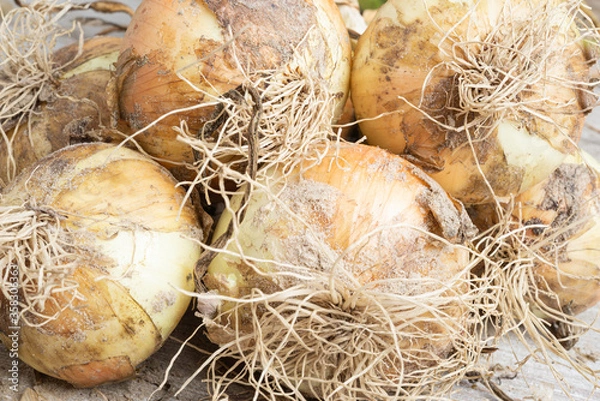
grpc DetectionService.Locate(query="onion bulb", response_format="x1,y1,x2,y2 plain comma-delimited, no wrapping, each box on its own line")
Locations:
511,151,600,319
0,36,126,187
114,0,352,181
196,143,479,399
351,0,596,204
0,142,204,387
468,150,600,352
334,0,368,142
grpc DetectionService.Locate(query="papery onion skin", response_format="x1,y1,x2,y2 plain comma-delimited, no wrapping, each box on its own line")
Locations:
336,0,368,48
468,151,600,318
0,36,126,186
513,152,600,317
335,0,368,142
0,142,204,387
351,0,593,204
114,0,352,178
200,143,478,393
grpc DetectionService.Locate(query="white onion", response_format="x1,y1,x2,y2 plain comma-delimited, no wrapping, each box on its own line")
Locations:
0,142,204,387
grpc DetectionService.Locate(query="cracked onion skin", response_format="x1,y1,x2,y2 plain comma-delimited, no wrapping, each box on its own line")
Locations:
0,36,126,187
351,0,593,204
114,0,352,179
0,142,204,387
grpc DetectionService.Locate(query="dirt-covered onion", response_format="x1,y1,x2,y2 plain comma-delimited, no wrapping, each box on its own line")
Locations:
509,151,600,321
114,0,352,182
193,143,480,400
351,0,597,204
0,35,126,186
470,151,600,319
0,142,204,387
467,150,600,372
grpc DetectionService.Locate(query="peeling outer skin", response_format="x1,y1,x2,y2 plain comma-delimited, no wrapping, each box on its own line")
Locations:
0,36,125,186
0,143,204,387
514,153,600,317
53,36,123,80
113,0,352,179
351,0,591,204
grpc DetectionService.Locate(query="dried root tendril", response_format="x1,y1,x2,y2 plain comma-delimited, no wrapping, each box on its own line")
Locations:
0,0,85,121
175,62,340,208
161,270,492,401
420,0,599,134
0,201,81,328
472,198,600,397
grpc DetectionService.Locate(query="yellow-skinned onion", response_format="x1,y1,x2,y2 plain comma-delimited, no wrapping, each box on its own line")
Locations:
351,0,595,204
114,0,352,180
334,0,368,142
511,151,600,319
0,36,126,187
0,142,204,387
197,143,479,399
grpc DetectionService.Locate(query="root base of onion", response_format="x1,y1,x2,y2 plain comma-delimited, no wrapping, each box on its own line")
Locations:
155,269,494,401
471,195,600,395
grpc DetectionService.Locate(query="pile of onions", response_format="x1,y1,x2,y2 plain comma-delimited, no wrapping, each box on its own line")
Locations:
1,0,599,399
190,143,481,400
351,0,596,204
114,0,352,184
0,35,126,186
0,142,204,387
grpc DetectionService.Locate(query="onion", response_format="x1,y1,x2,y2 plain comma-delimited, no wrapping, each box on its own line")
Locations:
470,151,600,318
0,142,204,387
0,35,126,186
351,0,596,204
334,0,368,142
468,150,600,362
194,143,480,399
114,0,352,182
510,151,600,320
